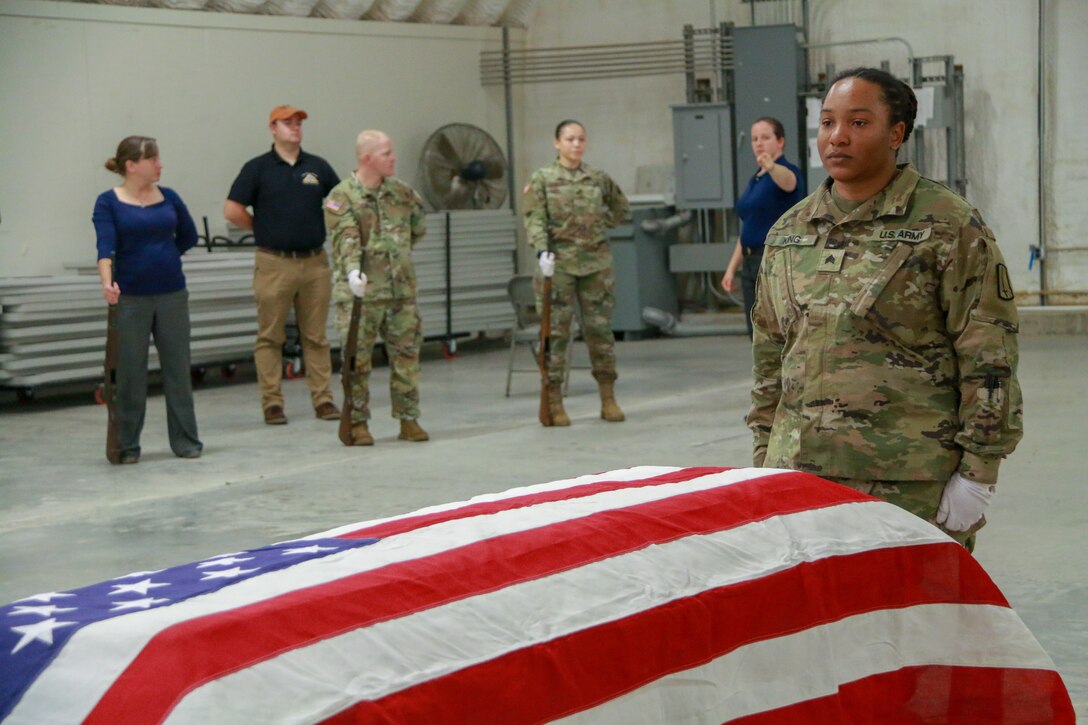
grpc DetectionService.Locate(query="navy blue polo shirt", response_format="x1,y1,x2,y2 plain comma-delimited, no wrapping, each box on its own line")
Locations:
736,157,805,251
227,145,339,251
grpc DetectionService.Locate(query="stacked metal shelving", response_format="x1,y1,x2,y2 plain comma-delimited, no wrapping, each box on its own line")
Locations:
0,209,517,397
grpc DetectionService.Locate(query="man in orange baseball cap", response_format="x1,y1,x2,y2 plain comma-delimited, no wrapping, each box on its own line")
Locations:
225,105,340,426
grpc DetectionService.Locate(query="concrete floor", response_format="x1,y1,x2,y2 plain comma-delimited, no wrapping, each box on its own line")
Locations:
1,331,1085,715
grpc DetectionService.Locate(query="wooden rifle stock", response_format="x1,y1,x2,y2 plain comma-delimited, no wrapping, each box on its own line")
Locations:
339,294,362,446
339,206,374,445
537,184,557,426
104,254,122,463
538,274,553,426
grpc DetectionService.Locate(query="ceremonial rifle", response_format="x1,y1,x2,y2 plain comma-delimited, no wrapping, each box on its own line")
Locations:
339,206,374,446
103,253,122,463
538,186,555,426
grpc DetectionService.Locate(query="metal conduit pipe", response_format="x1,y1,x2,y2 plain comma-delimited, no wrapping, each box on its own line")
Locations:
483,36,731,84
482,65,727,85
640,211,694,236
803,37,915,65
484,69,723,85
502,26,516,217
481,53,725,74
481,49,725,68
1036,0,1048,304
641,307,748,337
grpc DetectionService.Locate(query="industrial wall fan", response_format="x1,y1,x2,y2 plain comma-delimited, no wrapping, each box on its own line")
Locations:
418,123,508,210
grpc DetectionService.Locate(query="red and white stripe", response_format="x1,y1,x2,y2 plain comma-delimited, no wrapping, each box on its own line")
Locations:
7,466,1074,724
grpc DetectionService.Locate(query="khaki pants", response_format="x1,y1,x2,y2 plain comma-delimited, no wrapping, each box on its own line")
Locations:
253,249,334,411
827,477,984,552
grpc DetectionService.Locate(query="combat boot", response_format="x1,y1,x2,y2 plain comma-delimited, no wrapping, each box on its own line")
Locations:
352,423,374,446
399,419,430,442
598,381,625,422
547,383,571,427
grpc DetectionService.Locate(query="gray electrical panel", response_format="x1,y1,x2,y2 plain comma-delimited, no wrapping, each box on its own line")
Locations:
732,24,806,171
608,207,680,338
671,103,734,209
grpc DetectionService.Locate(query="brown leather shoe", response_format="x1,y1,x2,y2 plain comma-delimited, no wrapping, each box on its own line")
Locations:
398,419,430,442
263,405,287,425
351,423,374,446
314,401,341,420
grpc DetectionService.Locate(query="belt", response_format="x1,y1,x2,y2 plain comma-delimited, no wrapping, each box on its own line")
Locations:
257,246,323,259
742,246,764,257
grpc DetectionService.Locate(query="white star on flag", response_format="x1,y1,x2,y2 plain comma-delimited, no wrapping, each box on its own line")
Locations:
10,618,77,655
13,593,75,604
113,570,164,580
200,566,259,581
281,545,337,556
7,605,77,618
196,556,254,568
110,598,170,613
109,579,169,597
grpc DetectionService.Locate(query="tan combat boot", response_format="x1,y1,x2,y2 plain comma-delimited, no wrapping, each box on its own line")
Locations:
352,422,374,446
399,419,430,442
547,383,571,427
598,381,625,422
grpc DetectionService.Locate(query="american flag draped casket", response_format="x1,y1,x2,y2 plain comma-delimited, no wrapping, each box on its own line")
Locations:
0,466,1075,724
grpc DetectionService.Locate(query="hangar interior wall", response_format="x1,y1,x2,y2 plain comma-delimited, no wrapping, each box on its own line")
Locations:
520,0,1086,300
2,0,1085,299
0,0,518,277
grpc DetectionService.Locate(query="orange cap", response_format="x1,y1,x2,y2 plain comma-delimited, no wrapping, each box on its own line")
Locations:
269,105,308,123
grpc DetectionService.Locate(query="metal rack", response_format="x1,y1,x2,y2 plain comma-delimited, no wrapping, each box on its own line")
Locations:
0,209,516,399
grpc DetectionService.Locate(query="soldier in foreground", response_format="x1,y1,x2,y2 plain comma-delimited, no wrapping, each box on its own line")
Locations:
324,130,428,446
749,68,1023,551
523,119,630,426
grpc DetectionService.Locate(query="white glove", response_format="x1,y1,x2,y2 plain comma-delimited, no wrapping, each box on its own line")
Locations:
935,472,995,531
347,269,367,298
538,251,556,278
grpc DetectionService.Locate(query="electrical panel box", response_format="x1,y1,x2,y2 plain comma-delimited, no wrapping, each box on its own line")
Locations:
732,24,806,171
671,103,734,209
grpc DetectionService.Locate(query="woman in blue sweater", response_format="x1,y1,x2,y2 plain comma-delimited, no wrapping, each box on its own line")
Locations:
721,117,806,338
94,136,202,464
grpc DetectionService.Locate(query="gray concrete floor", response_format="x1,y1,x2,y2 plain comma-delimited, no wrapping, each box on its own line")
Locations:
1,332,1085,715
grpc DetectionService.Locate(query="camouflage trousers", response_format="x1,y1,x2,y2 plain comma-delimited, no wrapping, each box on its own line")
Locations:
535,267,617,386
335,298,421,423
826,477,984,553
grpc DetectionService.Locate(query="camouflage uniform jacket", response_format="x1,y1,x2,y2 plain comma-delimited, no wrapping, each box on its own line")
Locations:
523,160,629,276
324,174,426,303
749,164,1023,485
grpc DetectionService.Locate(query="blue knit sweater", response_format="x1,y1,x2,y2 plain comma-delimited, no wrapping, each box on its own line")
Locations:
93,186,198,296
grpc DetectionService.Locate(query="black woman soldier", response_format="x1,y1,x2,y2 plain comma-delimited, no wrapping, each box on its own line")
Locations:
749,68,1023,551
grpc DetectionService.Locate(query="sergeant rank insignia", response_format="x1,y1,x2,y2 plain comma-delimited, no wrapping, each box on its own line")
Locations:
818,249,846,273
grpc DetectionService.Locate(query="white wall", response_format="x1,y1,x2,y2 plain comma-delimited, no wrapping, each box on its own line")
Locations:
520,0,1087,299
1046,0,1088,297
3,0,1084,296
0,0,519,277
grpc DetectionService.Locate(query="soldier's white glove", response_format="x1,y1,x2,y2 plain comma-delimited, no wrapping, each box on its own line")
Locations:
538,251,556,278
935,472,994,531
347,269,367,298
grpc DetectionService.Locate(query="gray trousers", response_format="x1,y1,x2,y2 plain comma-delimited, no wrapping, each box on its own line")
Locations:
115,289,202,457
